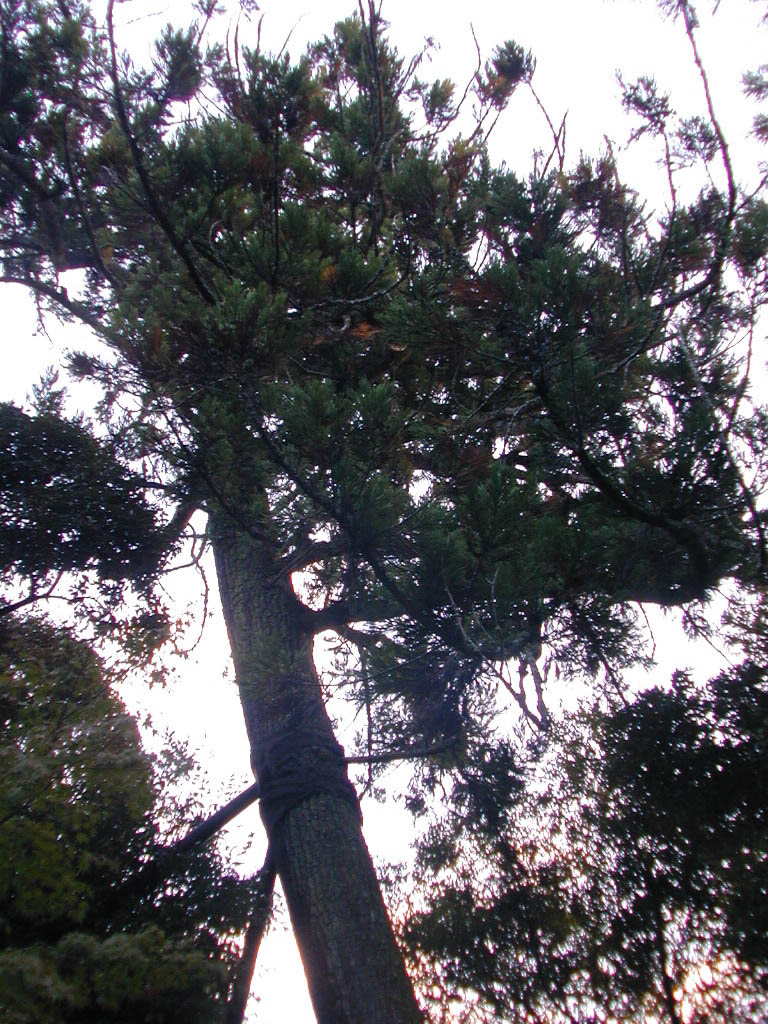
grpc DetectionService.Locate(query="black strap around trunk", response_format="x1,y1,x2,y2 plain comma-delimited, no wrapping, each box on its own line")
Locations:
255,728,361,836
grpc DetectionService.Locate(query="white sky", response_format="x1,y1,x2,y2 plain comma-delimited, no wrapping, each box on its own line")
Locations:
3,0,765,1019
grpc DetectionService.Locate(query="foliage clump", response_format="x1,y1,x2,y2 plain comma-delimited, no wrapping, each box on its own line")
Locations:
0,616,256,1023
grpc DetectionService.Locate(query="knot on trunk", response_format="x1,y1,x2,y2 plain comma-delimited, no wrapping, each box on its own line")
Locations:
255,728,361,836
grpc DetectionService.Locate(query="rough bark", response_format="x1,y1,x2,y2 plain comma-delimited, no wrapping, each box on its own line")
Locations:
210,511,422,1024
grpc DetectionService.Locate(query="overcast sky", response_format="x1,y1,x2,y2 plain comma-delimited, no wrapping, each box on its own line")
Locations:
4,0,766,1019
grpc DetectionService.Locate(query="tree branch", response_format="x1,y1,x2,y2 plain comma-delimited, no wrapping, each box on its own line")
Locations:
534,376,713,594
106,0,216,306
62,112,121,289
0,274,110,337
0,146,63,199
303,593,400,634
224,852,277,1024
346,741,454,766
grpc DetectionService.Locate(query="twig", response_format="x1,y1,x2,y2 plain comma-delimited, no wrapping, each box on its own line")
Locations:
529,83,566,174
0,571,65,617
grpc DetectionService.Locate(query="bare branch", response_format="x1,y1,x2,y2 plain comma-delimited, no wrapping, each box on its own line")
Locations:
0,571,65,618
347,741,455,766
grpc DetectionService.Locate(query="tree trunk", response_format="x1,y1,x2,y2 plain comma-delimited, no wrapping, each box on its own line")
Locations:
652,898,682,1024
210,511,422,1024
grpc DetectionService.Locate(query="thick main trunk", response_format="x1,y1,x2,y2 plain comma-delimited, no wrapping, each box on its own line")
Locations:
210,512,422,1024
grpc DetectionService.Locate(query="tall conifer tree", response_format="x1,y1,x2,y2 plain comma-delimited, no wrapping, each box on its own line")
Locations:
1,0,766,1019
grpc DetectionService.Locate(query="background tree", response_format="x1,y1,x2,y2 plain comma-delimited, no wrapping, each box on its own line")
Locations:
0,390,184,668
1,0,767,1019
0,613,262,1024
404,588,768,1022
